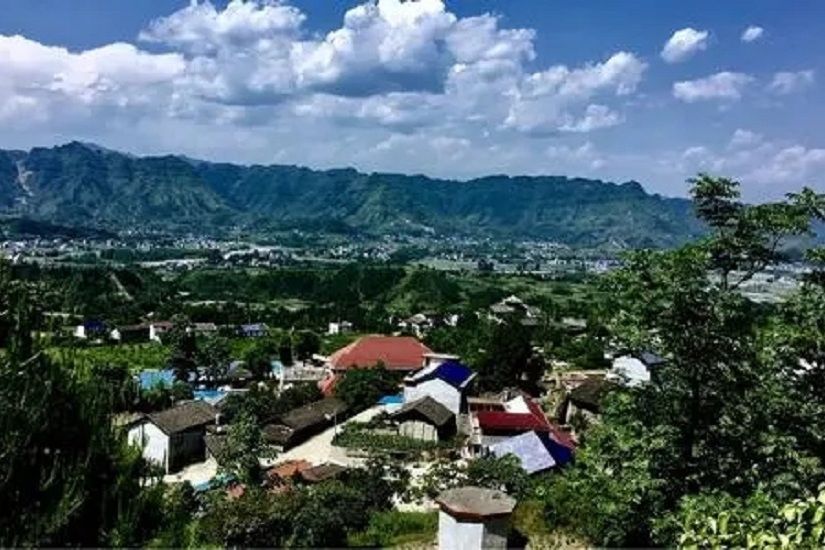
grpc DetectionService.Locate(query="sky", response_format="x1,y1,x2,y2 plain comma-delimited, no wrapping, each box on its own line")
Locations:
0,0,823,201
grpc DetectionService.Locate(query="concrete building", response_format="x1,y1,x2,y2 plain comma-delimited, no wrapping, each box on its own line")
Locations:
436,486,516,550
127,400,218,473
403,360,475,415
607,351,667,387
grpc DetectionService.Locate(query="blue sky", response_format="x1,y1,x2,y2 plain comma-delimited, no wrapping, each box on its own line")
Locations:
0,0,822,200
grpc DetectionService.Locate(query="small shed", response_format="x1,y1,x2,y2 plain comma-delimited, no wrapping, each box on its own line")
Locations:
436,486,516,550
392,396,456,441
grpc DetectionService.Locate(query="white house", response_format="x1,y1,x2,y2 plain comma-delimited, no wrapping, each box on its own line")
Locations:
327,321,353,335
403,360,475,415
607,351,667,387
127,400,217,473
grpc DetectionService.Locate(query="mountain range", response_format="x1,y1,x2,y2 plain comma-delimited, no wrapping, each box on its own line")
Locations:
0,142,704,247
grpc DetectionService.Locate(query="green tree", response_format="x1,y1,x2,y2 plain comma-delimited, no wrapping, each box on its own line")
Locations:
335,364,401,410
218,411,276,485
293,329,321,361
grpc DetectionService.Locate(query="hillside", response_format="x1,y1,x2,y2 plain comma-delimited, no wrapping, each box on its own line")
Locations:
0,142,704,247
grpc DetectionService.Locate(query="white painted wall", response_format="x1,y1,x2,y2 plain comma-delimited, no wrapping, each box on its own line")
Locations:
438,510,509,550
608,356,650,387
405,378,461,414
399,420,438,441
128,421,169,472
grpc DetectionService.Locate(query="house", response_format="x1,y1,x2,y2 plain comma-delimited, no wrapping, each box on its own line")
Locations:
327,335,433,372
110,324,150,343
563,377,615,426
127,400,218,473
466,394,562,456
149,321,174,343
191,322,218,335
327,321,353,335
392,396,457,441
265,460,313,493
490,430,574,474
488,295,542,324
262,398,349,450
397,313,433,338
403,360,475,415
238,323,268,338
74,319,107,340
607,351,667,387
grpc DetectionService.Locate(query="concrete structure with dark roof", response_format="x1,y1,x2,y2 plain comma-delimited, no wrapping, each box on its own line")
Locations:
328,335,432,372
392,396,456,441
127,401,218,473
608,351,667,387
437,486,516,550
564,377,615,427
262,398,349,449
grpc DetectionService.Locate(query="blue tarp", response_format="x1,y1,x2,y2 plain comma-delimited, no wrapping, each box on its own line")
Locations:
378,394,404,405
138,369,175,390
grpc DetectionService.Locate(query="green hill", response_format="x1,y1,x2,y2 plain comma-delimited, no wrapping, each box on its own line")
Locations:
0,142,704,247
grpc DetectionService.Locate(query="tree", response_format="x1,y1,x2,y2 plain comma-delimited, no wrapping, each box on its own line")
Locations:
335,364,401,410
542,176,825,545
476,316,535,391
166,315,197,382
197,335,231,384
217,411,276,485
0,270,167,546
293,329,321,361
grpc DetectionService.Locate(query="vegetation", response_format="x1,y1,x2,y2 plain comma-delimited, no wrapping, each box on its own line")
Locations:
1,142,703,247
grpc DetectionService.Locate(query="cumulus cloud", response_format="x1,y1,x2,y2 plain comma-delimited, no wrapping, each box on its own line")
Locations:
740,25,764,43
729,129,762,148
768,70,815,95
673,71,753,102
661,28,709,63
504,51,646,133
677,130,825,198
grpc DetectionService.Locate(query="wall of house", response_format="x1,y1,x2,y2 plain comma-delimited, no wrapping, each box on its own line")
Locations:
128,422,169,472
404,378,461,414
399,420,438,442
168,429,206,473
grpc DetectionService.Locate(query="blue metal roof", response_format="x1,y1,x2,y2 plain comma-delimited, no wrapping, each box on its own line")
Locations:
432,360,475,389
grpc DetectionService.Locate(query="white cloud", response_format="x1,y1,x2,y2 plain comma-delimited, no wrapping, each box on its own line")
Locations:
729,129,762,148
676,130,825,198
673,71,753,102
768,70,815,95
741,26,764,43
504,51,646,133
661,28,709,63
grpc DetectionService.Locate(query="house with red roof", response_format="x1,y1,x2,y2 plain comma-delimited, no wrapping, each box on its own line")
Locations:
465,393,575,458
327,335,433,372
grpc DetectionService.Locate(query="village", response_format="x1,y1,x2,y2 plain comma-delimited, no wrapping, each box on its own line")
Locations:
62,292,664,548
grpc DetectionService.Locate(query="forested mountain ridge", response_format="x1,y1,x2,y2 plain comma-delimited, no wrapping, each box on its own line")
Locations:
0,142,704,247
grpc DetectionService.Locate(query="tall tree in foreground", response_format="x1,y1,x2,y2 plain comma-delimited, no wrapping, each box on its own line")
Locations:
543,176,825,546
0,262,168,546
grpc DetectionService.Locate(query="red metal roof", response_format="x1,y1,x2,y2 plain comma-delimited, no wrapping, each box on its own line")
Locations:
476,411,550,432
476,396,553,433
328,335,432,371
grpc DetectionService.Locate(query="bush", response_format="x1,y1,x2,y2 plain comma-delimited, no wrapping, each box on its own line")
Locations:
348,511,437,547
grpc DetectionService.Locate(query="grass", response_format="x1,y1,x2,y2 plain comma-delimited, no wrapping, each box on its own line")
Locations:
46,342,169,374
347,511,437,547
